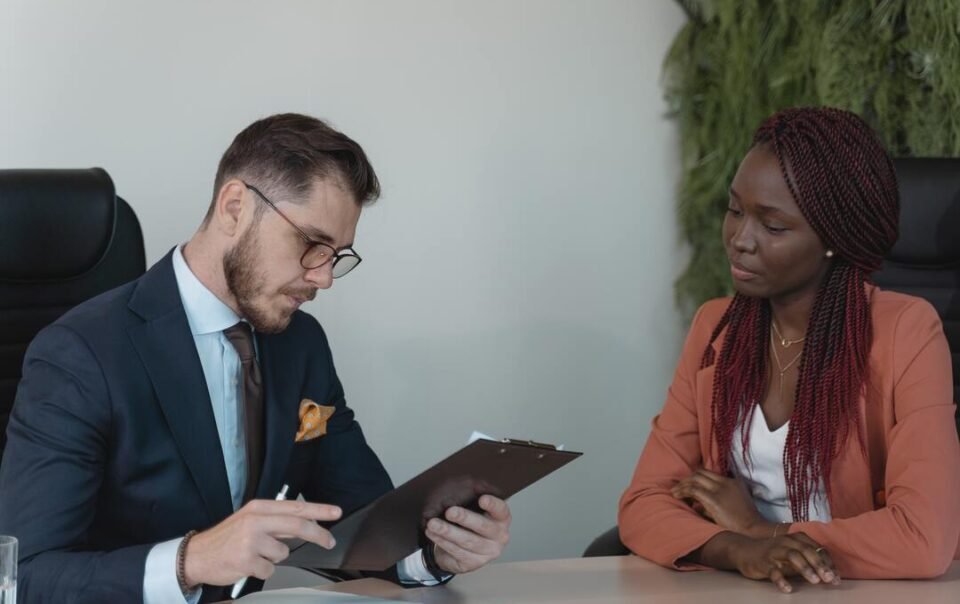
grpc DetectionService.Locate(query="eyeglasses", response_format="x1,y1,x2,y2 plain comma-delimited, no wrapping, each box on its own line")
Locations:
244,182,362,278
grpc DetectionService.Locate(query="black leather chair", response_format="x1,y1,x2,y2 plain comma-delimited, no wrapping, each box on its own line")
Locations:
0,168,145,460
873,157,960,436
583,156,960,557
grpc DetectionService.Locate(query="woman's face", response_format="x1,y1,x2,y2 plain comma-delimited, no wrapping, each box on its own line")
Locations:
722,144,831,303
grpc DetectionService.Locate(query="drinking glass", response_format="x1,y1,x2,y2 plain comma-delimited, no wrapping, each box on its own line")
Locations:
0,536,16,604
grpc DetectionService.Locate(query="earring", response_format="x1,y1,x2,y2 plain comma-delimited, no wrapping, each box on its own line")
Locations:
826,250,834,258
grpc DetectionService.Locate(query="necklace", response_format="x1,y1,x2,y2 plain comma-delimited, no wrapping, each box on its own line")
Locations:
770,326,804,405
772,320,806,348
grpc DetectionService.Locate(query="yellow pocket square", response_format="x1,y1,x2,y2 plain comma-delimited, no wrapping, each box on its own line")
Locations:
296,399,335,442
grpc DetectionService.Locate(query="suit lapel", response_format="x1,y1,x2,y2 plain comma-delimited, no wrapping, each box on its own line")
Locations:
127,251,234,524
255,332,300,499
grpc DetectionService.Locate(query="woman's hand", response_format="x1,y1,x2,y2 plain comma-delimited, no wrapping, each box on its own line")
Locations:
672,468,774,538
731,532,841,593
695,531,841,594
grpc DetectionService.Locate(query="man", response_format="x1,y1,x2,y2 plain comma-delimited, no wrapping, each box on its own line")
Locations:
0,113,511,603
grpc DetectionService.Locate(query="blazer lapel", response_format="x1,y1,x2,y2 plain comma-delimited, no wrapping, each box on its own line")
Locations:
254,332,301,499
827,390,878,518
127,251,234,524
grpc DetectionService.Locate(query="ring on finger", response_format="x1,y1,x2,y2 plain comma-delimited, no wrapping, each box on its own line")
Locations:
814,547,825,554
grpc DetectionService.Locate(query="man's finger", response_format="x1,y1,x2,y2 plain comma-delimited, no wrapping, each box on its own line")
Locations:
426,532,483,572
250,558,276,581
444,507,503,541
426,518,499,556
259,537,291,564
247,499,342,522
479,495,511,521
257,515,336,548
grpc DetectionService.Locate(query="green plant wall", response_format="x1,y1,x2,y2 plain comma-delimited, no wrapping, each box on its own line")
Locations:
666,0,960,312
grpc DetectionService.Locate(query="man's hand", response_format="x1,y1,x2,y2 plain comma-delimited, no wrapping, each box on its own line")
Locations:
425,495,511,574
182,499,342,587
672,468,774,538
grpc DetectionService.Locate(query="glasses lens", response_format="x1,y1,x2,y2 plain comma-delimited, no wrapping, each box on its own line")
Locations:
302,244,334,269
332,255,360,278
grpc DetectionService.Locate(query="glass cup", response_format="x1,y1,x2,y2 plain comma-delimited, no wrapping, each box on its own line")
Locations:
0,536,16,604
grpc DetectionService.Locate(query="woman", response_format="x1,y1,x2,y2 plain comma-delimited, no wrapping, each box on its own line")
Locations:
619,107,960,593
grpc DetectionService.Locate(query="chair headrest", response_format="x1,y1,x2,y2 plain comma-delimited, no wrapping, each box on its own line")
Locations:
0,168,117,281
889,157,960,268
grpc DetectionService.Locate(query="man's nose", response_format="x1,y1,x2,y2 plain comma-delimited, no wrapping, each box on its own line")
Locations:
304,262,334,289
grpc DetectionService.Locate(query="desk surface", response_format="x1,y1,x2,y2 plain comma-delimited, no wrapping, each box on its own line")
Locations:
305,556,960,603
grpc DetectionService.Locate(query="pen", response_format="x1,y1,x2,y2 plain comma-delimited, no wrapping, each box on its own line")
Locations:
230,484,290,599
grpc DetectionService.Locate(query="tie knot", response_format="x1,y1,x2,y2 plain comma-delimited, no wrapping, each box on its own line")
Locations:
224,321,256,362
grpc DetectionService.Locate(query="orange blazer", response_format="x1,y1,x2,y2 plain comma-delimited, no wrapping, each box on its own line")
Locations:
619,286,960,578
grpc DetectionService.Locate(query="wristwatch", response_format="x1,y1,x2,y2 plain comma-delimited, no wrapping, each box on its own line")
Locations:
421,541,454,585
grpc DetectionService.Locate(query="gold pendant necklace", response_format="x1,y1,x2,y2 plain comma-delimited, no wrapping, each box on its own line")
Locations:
772,321,806,348
770,326,804,404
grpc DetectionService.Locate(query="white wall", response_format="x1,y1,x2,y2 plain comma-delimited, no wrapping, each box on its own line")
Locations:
1,0,688,563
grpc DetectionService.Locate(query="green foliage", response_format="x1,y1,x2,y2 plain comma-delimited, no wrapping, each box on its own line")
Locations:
665,0,960,313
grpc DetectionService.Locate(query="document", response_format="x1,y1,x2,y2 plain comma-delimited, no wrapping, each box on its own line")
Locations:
281,436,581,571
238,587,404,602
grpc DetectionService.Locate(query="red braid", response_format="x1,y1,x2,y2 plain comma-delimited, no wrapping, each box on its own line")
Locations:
702,108,900,520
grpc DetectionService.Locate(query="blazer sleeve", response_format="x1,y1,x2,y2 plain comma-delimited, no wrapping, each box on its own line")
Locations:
293,318,405,584
0,324,153,603
618,301,726,569
299,319,394,516
788,299,960,579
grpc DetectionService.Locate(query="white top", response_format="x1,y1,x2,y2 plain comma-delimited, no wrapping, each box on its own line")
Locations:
730,406,832,523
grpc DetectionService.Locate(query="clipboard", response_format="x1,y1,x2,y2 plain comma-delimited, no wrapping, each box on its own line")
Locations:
281,437,582,571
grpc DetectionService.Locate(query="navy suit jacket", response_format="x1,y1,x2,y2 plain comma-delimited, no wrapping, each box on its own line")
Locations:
0,251,394,603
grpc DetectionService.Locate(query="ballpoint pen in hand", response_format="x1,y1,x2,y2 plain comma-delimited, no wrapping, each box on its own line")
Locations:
230,484,290,599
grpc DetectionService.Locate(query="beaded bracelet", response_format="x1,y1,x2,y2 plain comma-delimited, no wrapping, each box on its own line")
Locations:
176,530,199,595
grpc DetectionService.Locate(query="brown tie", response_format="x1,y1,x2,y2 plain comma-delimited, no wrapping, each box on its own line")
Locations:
224,321,264,503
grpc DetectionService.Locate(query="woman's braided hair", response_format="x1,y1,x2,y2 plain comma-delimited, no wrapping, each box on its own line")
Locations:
701,107,899,519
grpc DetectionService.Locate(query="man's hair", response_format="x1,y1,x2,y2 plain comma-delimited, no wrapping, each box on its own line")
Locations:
701,107,899,521
203,112,380,224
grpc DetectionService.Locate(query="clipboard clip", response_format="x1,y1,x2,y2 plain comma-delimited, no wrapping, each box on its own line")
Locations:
501,438,559,451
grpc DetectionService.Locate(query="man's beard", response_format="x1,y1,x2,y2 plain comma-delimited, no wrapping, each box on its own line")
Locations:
223,225,292,334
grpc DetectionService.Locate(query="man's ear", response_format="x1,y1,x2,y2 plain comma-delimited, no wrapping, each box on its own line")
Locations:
212,179,247,237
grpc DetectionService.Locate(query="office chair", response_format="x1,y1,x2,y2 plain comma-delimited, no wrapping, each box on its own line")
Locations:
873,157,960,436
583,156,960,557
0,168,146,460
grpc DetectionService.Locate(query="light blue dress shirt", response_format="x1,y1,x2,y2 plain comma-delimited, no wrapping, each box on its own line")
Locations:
143,246,438,603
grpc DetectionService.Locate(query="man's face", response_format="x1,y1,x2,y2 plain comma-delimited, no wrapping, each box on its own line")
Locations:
223,177,361,333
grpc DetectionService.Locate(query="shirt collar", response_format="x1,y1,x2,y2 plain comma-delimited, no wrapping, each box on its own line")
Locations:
172,244,242,336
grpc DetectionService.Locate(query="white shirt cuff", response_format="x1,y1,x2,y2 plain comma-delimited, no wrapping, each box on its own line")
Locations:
397,548,451,586
143,537,202,604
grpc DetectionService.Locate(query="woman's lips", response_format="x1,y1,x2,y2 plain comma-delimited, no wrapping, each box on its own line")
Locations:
730,262,760,281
